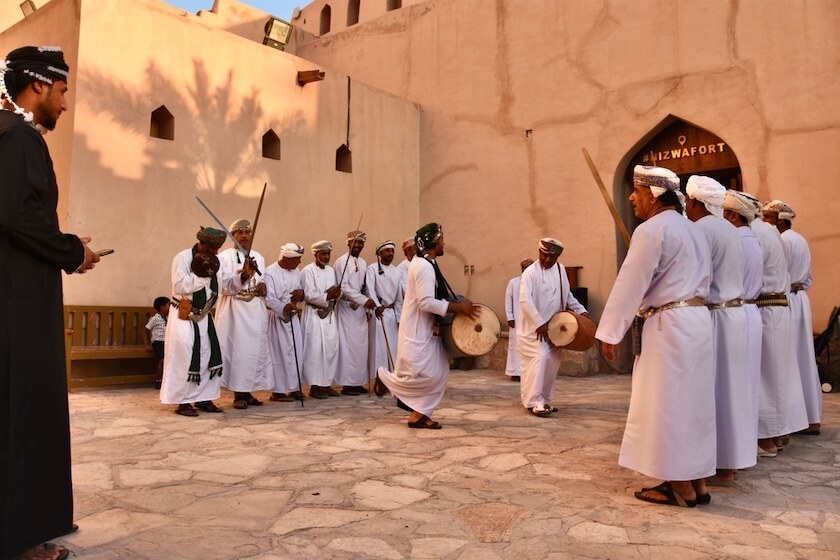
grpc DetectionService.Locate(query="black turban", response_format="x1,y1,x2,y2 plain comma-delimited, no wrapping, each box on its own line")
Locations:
2,46,70,100
415,223,443,256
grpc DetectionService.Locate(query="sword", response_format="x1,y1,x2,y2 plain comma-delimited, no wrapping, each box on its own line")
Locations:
195,196,261,275
249,183,267,255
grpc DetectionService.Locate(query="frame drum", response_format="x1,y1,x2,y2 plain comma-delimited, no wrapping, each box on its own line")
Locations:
547,311,596,351
440,304,501,358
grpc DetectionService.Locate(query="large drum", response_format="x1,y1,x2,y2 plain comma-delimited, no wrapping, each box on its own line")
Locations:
547,311,596,351
439,303,501,358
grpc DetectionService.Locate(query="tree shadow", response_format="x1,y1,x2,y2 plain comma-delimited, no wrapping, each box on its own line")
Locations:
78,58,266,196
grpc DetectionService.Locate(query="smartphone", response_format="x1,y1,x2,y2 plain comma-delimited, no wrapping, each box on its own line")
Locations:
95,249,115,257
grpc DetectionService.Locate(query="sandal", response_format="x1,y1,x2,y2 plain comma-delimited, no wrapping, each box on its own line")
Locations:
270,393,295,402
407,414,442,429
196,401,223,413
634,482,697,508
247,396,263,406
175,404,198,417
233,399,249,410
21,543,70,560
373,375,388,397
530,405,552,417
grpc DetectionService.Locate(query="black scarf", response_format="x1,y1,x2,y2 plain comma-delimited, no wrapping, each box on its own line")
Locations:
424,257,456,301
187,245,222,383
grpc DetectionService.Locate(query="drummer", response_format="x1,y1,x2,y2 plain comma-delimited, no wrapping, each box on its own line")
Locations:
518,238,589,417
375,223,479,429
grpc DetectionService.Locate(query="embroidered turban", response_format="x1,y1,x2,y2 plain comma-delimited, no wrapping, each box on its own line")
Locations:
401,237,416,250
634,165,685,206
346,230,366,242
311,240,332,253
376,241,396,255
539,238,564,256
415,223,443,255
762,200,796,221
279,243,304,259
723,190,760,223
1,46,70,121
196,227,227,249
228,219,252,233
2,46,69,92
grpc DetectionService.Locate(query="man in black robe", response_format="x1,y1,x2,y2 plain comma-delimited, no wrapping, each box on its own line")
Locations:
1,46,99,560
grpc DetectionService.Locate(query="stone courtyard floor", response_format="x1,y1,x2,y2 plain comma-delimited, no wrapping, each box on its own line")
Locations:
55,371,839,559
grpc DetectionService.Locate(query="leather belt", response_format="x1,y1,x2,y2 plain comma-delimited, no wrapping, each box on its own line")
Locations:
791,283,806,293
173,297,215,322
235,288,262,302
707,298,744,310
639,297,706,320
755,292,788,307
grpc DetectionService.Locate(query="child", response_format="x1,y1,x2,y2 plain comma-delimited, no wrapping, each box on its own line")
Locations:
144,296,170,389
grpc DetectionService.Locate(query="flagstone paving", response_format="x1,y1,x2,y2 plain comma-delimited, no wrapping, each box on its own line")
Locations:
54,371,839,559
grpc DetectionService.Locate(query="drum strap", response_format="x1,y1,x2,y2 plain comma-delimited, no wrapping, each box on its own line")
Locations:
425,257,458,301
556,264,565,312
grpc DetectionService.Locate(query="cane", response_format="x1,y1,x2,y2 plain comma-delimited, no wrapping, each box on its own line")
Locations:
380,314,395,370
372,313,395,396
288,309,305,408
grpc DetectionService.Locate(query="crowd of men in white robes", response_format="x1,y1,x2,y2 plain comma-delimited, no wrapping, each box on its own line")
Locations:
160,223,419,415
591,165,821,508
158,172,823,509
501,166,823,508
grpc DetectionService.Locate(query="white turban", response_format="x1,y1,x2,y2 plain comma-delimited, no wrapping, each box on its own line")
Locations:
228,218,252,232
539,238,564,255
723,190,760,223
762,200,796,221
346,230,366,242
279,243,304,260
376,241,396,254
634,165,684,206
311,240,332,253
686,175,725,219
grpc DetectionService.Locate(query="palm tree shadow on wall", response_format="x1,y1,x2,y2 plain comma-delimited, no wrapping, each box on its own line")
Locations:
77,59,274,196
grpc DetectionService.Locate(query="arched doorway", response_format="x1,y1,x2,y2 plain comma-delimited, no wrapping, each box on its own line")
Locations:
614,116,743,232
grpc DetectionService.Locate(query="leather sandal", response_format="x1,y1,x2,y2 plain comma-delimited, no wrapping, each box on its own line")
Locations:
634,482,697,508
196,401,223,413
373,375,389,397
408,414,442,429
175,404,198,417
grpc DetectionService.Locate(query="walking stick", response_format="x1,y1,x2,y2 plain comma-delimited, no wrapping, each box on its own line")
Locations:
380,314,395,370
371,313,396,395
331,213,364,317
288,310,305,407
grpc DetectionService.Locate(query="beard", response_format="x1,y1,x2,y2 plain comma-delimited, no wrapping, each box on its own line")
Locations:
39,115,58,130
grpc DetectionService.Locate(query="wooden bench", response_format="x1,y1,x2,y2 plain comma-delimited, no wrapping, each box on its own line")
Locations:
64,305,157,389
